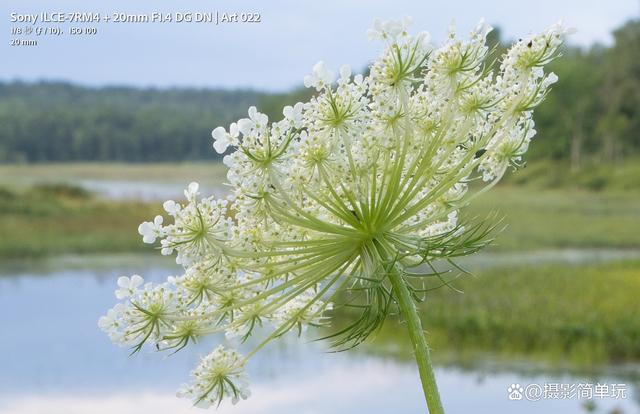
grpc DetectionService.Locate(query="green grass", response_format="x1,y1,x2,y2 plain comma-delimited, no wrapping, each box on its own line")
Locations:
0,165,638,257
502,157,640,191
0,184,162,258
1,163,639,366
466,187,640,251
0,163,226,258
3,158,637,191
359,260,640,366
426,260,640,363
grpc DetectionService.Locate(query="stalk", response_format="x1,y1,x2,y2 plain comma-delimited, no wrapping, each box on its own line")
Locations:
388,265,445,414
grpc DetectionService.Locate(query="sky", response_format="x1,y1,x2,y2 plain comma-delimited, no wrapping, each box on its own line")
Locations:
2,0,639,91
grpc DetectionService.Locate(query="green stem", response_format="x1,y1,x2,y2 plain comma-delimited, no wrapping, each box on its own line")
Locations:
388,265,445,414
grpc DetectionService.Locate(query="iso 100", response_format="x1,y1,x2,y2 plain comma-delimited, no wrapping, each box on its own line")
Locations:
69,27,98,35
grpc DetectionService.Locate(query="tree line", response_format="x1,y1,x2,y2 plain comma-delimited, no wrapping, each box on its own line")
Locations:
0,83,269,162
0,19,637,166
529,19,639,168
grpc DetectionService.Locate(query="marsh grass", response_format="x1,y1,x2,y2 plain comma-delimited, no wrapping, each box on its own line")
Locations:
1,177,638,365
0,183,162,258
346,260,640,366
1,170,638,257
467,187,640,251
502,158,640,191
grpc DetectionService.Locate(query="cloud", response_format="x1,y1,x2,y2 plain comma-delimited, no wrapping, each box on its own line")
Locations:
0,360,418,414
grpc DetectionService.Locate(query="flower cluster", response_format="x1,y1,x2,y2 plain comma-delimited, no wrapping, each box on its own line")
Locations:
100,18,564,408
176,346,250,408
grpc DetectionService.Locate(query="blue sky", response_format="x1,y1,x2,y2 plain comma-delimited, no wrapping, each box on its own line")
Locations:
2,0,638,91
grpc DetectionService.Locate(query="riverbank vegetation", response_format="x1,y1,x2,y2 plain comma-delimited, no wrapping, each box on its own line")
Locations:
1,173,638,258
351,260,640,366
1,177,638,365
0,183,161,258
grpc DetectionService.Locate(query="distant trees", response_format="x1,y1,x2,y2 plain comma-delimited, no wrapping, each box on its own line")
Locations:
0,19,638,164
531,19,640,168
0,83,266,162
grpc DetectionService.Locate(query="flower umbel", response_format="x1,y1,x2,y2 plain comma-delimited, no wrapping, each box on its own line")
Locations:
100,18,565,412
177,346,250,408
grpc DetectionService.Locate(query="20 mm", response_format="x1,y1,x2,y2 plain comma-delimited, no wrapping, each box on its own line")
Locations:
112,13,149,23
10,38,38,46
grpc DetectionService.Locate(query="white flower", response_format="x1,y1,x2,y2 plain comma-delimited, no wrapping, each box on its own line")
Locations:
237,106,268,135
102,18,564,410
163,200,180,216
154,183,233,265
222,154,234,168
542,72,559,88
115,275,144,299
98,308,117,331
212,122,240,154
385,16,412,39
366,18,385,41
367,16,412,41
417,30,432,49
283,102,304,128
339,65,352,82
137,215,163,243
274,290,332,333
98,303,125,342
184,182,199,200
303,61,335,90
177,346,250,407
98,303,122,332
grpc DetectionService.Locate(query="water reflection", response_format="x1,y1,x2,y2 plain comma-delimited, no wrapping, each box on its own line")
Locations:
0,256,637,414
76,179,226,201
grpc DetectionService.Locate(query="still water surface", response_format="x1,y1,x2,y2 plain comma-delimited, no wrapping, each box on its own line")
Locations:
76,179,225,201
0,255,638,414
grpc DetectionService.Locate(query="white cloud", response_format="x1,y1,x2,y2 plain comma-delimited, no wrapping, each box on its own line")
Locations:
0,360,418,414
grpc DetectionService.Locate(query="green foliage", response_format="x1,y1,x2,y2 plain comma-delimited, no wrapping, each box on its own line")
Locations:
467,187,640,251
27,183,93,200
503,157,640,191
257,87,313,120
422,260,640,364
356,259,640,365
0,184,162,257
0,83,265,162
1,173,638,258
531,19,640,165
1,19,637,165
327,186,640,364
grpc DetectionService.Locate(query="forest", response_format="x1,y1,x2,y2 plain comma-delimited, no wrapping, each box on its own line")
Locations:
0,19,638,167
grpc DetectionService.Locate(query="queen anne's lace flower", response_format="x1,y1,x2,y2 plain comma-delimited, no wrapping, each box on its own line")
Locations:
212,123,240,154
177,346,250,407
115,274,144,299
303,61,335,90
138,216,164,244
100,17,565,409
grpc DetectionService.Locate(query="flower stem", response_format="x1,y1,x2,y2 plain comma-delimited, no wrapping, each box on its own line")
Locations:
388,265,445,414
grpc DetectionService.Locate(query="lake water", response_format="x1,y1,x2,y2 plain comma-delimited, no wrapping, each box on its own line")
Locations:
76,179,226,201
1,255,638,414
